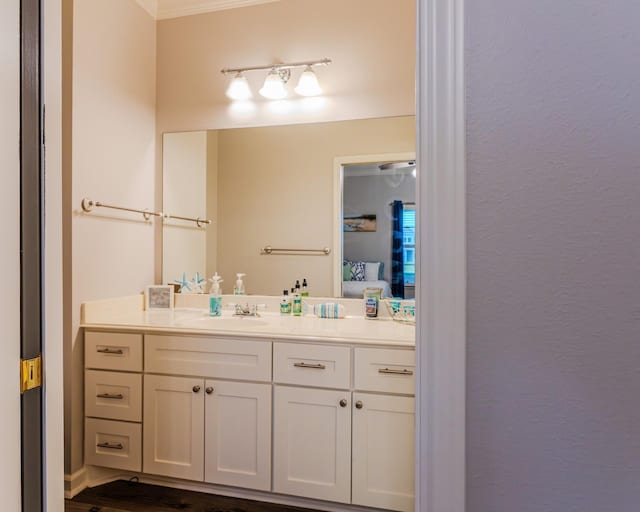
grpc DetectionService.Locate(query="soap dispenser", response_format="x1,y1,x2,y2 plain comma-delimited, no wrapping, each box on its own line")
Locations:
234,273,246,295
280,289,292,314
209,273,223,316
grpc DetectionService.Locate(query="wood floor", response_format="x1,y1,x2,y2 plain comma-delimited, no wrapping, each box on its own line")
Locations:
66,480,321,512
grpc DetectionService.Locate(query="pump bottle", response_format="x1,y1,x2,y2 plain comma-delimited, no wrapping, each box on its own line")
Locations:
280,289,292,314
234,273,246,295
209,273,223,316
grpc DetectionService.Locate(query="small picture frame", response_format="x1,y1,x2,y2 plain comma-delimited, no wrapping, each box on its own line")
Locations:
145,285,174,310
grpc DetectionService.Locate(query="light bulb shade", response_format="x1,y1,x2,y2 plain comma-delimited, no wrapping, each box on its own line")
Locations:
226,73,252,100
294,66,322,96
259,70,288,99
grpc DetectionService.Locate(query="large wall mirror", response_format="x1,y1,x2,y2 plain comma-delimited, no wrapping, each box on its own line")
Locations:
162,115,415,298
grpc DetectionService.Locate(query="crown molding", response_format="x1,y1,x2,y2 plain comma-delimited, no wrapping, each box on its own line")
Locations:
135,0,159,18
154,0,280,20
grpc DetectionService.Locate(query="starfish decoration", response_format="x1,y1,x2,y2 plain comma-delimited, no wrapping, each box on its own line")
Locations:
174,272,192,293
190,272,206,294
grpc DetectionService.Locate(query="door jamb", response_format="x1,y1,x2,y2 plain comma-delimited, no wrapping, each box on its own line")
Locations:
415,0,466,511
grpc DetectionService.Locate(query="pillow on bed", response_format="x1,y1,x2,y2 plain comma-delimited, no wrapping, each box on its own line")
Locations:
343,262,352,281
365,262,381,281
350,261,366,281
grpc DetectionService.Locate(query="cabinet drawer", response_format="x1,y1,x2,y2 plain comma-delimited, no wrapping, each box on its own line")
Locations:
145,335,271,382
274,343,350,389
85,418,141,472
354,348,415,395
85,331,143,372
85,370,142,422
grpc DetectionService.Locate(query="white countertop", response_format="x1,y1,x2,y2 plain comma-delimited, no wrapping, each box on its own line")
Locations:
81,296,415,347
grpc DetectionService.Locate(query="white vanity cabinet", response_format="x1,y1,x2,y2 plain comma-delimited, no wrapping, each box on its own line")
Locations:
272,343,416,512
142,334,273,490
84,331,143,472
272,342,353,503
143,374,205,481
204,379,271,490
84,327,415,512
273,386,352,503
352,348,416,512
351,393,415,511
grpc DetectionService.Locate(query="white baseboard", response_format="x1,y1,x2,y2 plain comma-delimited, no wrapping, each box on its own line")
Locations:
64,467,88,499
81,467,378,512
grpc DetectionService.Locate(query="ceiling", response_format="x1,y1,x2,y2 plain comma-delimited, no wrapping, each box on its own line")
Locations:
136,0,280,20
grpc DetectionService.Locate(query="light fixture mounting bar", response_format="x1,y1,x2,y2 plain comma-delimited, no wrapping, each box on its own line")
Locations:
221,58,331,75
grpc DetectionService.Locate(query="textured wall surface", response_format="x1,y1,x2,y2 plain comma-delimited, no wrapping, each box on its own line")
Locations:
466,1,640,511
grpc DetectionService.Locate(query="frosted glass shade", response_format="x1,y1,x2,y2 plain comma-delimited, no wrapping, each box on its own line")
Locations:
226,73,252,100
259,70,288,99
294,66,322,96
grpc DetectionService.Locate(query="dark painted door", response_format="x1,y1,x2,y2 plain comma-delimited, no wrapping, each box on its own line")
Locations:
21,0,44,510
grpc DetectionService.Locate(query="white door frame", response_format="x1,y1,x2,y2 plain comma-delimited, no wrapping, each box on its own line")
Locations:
44,0,65,510
415,0,466,511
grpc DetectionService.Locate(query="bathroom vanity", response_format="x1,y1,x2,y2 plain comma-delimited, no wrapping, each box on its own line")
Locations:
82,296,415,512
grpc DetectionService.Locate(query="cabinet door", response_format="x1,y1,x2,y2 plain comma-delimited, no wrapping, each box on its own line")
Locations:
273,386,351,503
352,393,415,512
204,380,271,490
143,375,204,481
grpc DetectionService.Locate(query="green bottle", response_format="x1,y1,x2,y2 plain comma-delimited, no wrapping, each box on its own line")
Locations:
292,293,302,316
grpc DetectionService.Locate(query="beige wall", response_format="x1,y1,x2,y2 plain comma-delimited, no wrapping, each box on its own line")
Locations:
67,0,156,475
156,0,415,133
216,116,415,296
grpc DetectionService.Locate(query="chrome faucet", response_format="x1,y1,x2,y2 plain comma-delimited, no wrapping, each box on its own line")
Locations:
234,303,260,317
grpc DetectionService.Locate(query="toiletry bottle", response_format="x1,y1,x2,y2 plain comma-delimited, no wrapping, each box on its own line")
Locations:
234,273,246,295
292,291,302,316
280,289,292,314
295,280,301,295
301,278,309,297
209,273,223,317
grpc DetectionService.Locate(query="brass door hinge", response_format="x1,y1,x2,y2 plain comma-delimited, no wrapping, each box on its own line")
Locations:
21,355,42,394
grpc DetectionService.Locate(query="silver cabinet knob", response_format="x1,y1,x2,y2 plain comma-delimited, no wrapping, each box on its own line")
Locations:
205,387,214,394
192,385,201,393
339,399,348,407
355,401,363,409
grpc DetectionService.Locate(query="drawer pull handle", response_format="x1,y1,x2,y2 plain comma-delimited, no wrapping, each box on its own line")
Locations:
293,362,326,370
205,387,214,395
193,385,201,393
96,393,124,400
96,348,124,355
355,400,363,409
339,399,348,407
378,368,413,376
97,442,123,450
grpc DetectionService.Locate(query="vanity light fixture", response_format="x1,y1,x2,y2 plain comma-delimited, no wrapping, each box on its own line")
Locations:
294,66,322,97
226,72,252,100
221,58,331,100
259,68,290,99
